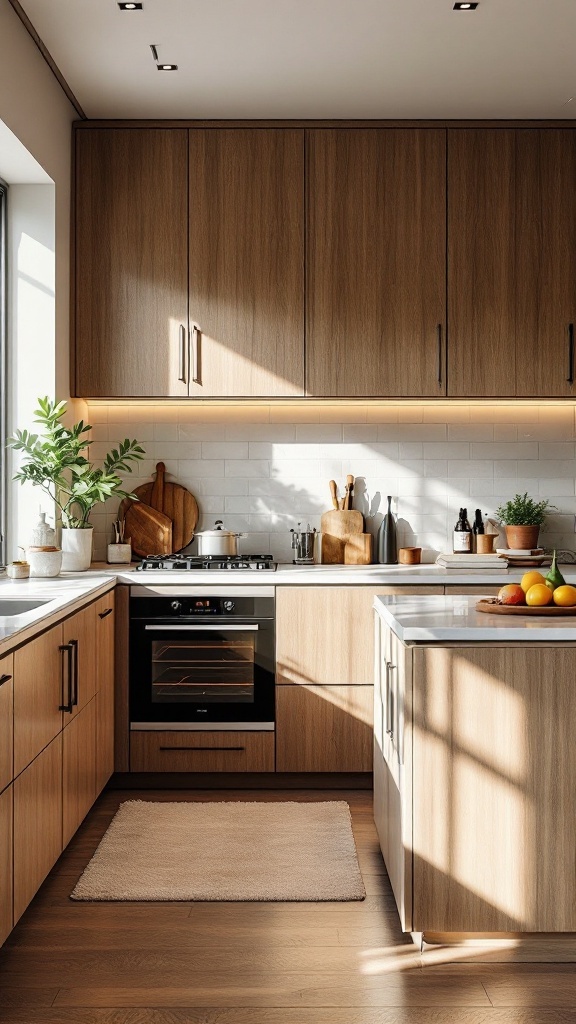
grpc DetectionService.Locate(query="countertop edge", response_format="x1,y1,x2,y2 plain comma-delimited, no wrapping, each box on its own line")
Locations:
0,576,115,657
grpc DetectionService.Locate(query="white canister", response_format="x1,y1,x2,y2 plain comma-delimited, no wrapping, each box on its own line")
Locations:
6,561,30,579
28,546,62,578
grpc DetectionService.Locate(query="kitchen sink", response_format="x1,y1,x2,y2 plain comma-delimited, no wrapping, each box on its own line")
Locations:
0,599,51,616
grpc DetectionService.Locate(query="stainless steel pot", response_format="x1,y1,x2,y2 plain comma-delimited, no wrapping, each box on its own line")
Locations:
195,520,244,557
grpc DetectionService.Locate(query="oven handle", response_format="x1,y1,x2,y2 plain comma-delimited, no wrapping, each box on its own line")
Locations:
144,624,259,631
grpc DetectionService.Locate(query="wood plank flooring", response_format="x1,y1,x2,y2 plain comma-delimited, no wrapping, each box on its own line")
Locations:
1,789,576,1023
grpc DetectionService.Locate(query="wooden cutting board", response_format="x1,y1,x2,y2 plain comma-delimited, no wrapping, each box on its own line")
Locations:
124,502,173,558
344,534,373,565
119,462,199,553
320,509,364,564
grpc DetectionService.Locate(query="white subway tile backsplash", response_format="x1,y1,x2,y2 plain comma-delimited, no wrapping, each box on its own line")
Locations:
87,404,576,560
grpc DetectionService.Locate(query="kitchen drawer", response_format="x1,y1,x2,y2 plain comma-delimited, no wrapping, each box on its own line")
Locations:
130,731,275,772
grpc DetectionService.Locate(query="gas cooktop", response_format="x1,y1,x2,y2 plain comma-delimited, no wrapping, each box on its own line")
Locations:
136,554,277,571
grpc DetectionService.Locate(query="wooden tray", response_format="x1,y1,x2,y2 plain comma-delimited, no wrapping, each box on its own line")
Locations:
476,599,576,616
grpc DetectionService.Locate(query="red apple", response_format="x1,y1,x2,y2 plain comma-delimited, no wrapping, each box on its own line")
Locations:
498,584,525,605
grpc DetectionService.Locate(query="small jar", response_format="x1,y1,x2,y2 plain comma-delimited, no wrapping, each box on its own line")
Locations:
27,546,62,578
6,561,30,579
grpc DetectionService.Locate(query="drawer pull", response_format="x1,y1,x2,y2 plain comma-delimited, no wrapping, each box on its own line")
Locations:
159,745,245,752
568,323,575,385
99,608,113,619
0,673,12,687
59,643,74,712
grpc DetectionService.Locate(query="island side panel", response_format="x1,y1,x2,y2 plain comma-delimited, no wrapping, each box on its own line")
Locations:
412,645,576,933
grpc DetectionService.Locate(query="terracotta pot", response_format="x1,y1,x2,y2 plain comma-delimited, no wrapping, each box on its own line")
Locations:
504,524,540,550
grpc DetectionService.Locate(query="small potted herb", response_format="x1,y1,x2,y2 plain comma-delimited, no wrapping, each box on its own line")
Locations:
495,492,555,551
8,397,145,570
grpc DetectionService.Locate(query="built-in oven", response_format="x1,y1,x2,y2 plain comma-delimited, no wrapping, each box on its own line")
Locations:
129,585,275,731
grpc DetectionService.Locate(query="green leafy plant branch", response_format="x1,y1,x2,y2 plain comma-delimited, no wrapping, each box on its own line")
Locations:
495,492,555,527
8,397,145,529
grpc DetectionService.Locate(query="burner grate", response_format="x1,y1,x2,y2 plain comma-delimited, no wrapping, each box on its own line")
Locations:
136,554,277,571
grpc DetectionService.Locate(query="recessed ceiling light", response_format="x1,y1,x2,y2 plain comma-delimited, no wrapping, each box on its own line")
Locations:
157,64,178,71
453,2,478,8
118,2,142,9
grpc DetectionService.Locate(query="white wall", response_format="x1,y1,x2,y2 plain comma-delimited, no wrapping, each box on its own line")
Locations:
0,0,77,557
86,402,576,563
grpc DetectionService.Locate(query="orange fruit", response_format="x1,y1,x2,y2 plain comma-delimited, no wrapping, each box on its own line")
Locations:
525,584,553,607
498,584,525,605
552,585,576,607
520,570,547,593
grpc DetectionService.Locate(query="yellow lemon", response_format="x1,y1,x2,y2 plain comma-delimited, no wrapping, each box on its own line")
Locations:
525,584,554,607
552,585,576,607
520,570,547,593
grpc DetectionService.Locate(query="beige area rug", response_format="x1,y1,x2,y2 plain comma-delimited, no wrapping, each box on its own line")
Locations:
71,800,366,902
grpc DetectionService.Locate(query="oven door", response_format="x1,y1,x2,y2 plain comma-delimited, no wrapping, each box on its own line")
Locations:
130,619,275,728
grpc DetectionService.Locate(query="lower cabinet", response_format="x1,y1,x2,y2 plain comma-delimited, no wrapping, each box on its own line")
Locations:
130,730,274,772
13,735,63,924
95,595,115,792
0,786,12,945
276,685,372,772
62,698,97,847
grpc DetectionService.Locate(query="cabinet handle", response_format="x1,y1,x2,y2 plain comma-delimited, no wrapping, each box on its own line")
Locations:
178,324,187,384
385,661,393,737
99,607,113,619
69,639,79,706
191,322,201,385
159,746,244,752
437,323,443,385
567,324,574,385
59,643,74,713
0,673,12,687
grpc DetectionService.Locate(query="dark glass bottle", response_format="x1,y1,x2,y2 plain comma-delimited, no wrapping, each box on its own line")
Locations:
453,507,472,553
471,508,484,552
377,495,398,564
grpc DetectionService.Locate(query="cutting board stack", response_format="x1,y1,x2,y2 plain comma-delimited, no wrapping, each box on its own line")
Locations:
320,477,372,564
119,462,199,558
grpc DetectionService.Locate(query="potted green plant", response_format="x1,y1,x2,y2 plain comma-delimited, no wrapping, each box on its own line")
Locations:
495,492,554,551
8,397,145,570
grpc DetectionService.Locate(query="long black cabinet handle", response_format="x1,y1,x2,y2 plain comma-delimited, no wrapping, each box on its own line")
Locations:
0,673,12,687
99,608,113,619
59,644,74,713
437,323,443,385
69,639,79,707
568,324,575,384
159,746,245,752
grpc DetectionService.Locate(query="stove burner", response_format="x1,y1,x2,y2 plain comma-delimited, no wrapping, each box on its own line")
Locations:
136,554,277,571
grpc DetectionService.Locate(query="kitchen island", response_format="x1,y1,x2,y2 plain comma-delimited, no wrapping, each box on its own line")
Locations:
373,594,576,938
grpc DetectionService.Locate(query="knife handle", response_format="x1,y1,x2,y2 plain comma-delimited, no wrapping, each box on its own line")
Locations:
329,480,339,510
345,474,354,510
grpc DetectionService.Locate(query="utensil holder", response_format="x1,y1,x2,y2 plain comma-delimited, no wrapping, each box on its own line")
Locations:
107,543,132,564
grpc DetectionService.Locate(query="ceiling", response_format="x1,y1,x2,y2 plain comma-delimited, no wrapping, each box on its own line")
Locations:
16,0,576,120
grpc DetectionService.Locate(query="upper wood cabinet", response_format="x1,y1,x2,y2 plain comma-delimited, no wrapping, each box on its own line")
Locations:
188,129,304,397
74,129,189,398
448,128,576,397
306,129,446,397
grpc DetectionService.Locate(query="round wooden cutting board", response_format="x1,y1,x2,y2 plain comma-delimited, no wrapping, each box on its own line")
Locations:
476,599,576,617
119,462,199,553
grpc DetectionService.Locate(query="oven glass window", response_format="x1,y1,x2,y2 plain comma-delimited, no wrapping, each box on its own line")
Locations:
151,633,256,704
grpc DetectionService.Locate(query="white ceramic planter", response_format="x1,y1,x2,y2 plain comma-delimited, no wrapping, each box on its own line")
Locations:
61,527,93,571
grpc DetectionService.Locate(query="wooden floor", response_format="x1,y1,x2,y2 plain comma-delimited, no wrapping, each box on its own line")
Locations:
1,789,576,1023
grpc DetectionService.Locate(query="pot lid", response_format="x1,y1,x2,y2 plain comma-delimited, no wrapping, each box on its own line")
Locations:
196,520,238,539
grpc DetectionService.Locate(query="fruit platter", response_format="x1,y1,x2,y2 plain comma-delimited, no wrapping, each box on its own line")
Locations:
476,553,576,616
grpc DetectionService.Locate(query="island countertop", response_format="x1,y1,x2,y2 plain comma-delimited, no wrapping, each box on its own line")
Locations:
374,593,576,642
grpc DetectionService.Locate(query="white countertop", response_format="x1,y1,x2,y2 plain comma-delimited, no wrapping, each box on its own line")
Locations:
374,594,576,642
0,573,113,650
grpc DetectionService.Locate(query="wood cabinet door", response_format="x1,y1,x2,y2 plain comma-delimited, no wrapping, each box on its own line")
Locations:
95,596,115,793
74,128,189,397
188,129,304,397
64,602,99,722
448,129,517,397
0,653,14,791
62,697,97,847
276,684,372,772
13,734,63,924
306,129,446,397
0,785,12,946
13,623,63,778
515,129,576,397
413,645,576,932
276,585,438,686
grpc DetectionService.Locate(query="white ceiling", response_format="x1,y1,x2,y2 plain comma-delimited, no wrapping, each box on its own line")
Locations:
17,0,576,120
